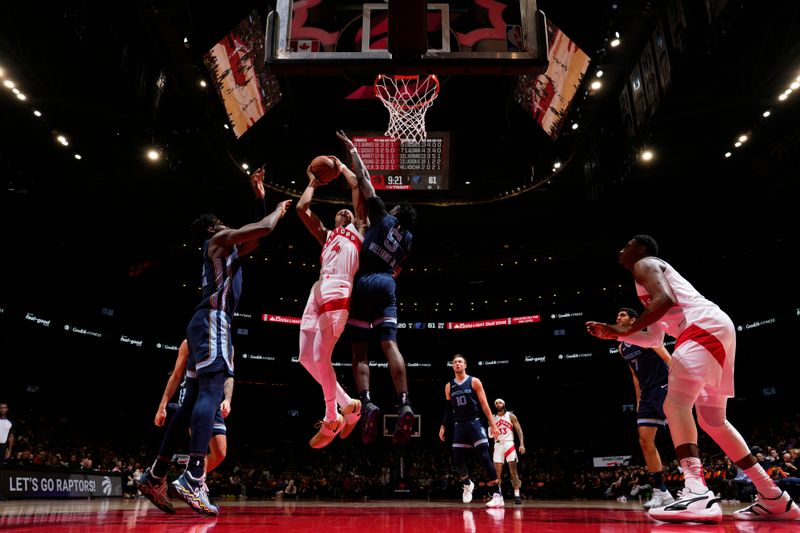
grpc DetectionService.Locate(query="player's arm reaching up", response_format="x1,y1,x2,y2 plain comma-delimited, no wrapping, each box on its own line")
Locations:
209,199,292,259
472,378,499,438
155,340,189,427
335,155,368,232
296,168,328,245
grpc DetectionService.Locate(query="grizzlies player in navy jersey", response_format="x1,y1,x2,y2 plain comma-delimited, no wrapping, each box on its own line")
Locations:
153,340,232,475
138,178,291,517
439,354,505,508
336,131,417,446
613,308,675,509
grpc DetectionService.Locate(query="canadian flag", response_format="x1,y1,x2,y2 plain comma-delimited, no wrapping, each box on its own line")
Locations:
291,40,319,52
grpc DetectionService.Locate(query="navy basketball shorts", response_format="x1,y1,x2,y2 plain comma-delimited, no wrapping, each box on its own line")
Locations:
637,383,668,427
347,272,398,342
452,418,490,449
186,308,234,377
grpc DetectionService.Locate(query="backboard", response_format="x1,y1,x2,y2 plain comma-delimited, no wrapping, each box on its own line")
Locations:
266,0,548,75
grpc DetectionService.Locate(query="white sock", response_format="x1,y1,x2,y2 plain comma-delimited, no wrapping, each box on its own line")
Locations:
679,457,707,493
514,489,520,497
744,464,782,499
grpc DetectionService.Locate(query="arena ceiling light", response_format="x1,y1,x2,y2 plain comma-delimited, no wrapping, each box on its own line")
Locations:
610,38,621,48
596,70,604,78
571,123,579,130
74,154,82,160
553,161,562,169
33,110,42,117
241,163,249,170
0,66,4,77
590,80,602,90
199,80,207,88
56,135,69,146
734,141,742,148
146,148,161,161
640,149,654,162
16,93,26,101
791,81,800,90
738,134,748,143
724,152,732,158
778,93,788,101
762,110,771,118
3,79,15,89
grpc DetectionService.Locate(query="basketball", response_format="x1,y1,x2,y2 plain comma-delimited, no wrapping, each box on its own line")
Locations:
309,155,340,184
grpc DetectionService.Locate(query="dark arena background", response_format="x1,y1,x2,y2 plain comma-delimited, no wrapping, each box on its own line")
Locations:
1,1,799,531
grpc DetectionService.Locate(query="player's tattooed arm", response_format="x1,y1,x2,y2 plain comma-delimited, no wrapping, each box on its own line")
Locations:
221,377,234,418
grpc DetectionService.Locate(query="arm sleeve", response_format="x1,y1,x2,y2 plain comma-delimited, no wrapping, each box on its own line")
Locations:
368,196,388,224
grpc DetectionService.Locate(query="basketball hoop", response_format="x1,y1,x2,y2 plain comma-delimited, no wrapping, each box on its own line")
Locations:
374,74,440,144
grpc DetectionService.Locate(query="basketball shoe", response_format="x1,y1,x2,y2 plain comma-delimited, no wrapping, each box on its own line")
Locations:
486,492,505,508
648,487,722,523
309,414,345,449
340,399,362,439
361,402,381,445
171,471,219,516
644,488,676,509
392,404,415,445
136,468,175,514
462,480,475,503
733,490,800,521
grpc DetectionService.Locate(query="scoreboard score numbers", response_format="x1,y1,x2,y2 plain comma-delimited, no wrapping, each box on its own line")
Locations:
352,133,450,190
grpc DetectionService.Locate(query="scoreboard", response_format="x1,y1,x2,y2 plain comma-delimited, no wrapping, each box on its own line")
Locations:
352,132,450,190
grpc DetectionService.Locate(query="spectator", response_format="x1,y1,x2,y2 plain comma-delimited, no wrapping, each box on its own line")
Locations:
0,403,14,461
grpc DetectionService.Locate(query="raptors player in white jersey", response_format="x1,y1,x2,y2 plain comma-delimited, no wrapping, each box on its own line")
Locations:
491,399,526,504
587,235,799,523
296,156,367,449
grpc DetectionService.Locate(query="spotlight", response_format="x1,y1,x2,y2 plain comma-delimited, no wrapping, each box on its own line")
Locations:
464,181,471,185
183,37,189,44
3,79,14,89
791,81,800,90
56,135,69,146
146,149,161,161
571,123,579,130
199,80,207,88
738,135,748,143
785,88,793,95
33,110,42,117
553,161,562,169
734,141,742,148
16,93,26,101
74,154,82,160
11,88,19,94
590,80,602,90
242,163,249,170
610,38,621,48
779,93,788,101
0,66,4,77
223,124,230,130
640,149,654,161
724,152,732,158
596,70,604,78
762,110,771,118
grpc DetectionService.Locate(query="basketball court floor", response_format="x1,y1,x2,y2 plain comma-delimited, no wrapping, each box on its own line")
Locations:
1,499,795,532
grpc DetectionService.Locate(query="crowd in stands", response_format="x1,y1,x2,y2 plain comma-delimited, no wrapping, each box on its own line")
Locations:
2,403,798,504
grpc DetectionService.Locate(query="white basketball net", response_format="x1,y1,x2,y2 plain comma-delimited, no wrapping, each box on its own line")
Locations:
374,74,440,144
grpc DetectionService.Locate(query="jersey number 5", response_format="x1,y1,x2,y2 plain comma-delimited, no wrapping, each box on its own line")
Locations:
383,228,403,252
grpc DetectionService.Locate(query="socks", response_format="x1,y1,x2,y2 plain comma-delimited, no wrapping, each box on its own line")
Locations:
514,489,520,497
650,471,667,492
151,457,170,479
744,464,782,499
679,457,707,493
188,454,205,479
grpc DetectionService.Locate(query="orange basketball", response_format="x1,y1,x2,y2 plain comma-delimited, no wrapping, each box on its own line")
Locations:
309,156,340,184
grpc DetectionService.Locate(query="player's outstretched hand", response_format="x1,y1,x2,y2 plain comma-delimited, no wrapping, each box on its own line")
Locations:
220,399,231,419
250,167,266,199
336,130,355,151
585,321,620,340
275,199,293,218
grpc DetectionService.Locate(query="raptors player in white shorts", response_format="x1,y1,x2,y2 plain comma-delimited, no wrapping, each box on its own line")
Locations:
587,235,800,523
491,399,526,504
296,155,367,449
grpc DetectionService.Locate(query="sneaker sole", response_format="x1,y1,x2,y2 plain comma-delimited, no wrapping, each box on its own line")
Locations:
392,411,415,445
649,508,722,524
361,407,381,445
172,482,219,517
734,503,800,521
